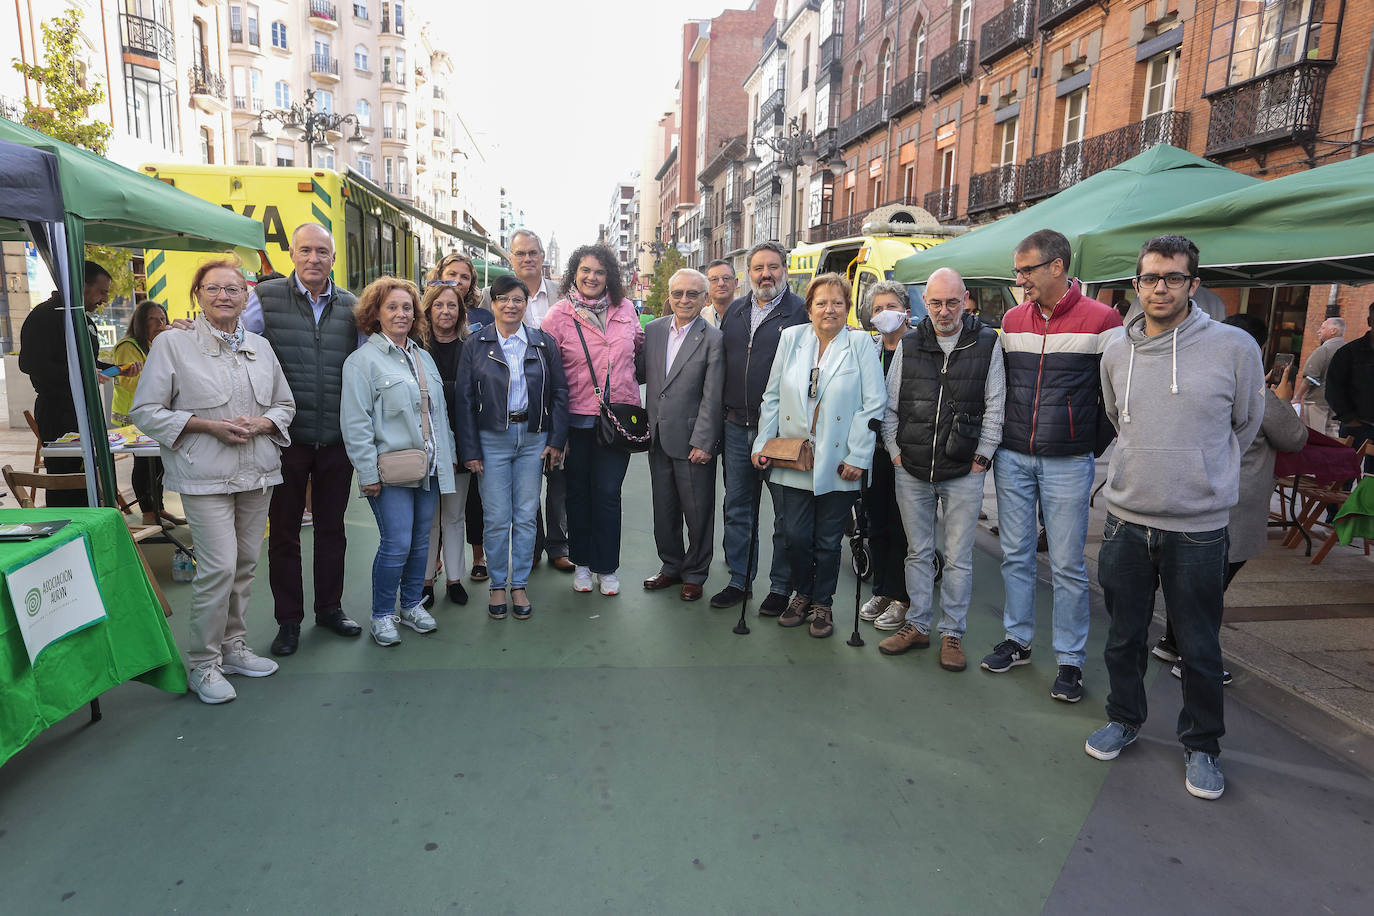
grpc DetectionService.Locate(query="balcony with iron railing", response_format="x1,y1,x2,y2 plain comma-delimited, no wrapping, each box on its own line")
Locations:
929,39,975,95
819,33,843,79
1038,0,1098,33
1022,110,1190,200
752,160,780,197
381,69,406,87
889,71,928,119
923,186,959,222
825,208,873,241
308,1,338,28
838,96,887,147
1204,63,1331,157
188,64,227,112
310,55,340,80
756,87,785,133
967,165,1022,215
121,13,176,61
814,126,839,163
981,0,1035,68
381,126,408,141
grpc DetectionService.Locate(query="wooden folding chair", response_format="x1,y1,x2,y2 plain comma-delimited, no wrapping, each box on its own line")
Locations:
2,465,172,617
1307,442,1374,565
21,409,44,473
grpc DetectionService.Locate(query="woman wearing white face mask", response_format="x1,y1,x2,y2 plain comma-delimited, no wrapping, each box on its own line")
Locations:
859,281,915,631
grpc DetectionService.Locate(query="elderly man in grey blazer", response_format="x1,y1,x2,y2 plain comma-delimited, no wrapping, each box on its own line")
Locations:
636,268,725,601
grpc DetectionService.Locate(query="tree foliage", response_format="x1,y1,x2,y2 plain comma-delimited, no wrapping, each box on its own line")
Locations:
643,248,686,318
12,9,135,296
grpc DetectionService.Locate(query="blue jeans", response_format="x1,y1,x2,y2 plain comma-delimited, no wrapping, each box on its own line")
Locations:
768,483,856,608
563,426,631,575
478,425,548,589
367,478,440,616
894,468,985,637
1099,514,1228,756
993,448,1095,666
722,420,791,594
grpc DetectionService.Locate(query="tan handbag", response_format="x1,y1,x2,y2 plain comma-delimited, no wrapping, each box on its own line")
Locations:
376,352,433,486
759,403,820,471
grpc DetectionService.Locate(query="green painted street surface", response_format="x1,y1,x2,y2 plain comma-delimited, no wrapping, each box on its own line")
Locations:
1,461,1370,915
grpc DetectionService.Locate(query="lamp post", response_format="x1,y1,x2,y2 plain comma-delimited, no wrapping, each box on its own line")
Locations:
741,116,821,247
250,88,368,167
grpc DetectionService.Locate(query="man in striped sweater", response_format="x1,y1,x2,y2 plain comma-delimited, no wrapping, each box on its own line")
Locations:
979,229,1123,704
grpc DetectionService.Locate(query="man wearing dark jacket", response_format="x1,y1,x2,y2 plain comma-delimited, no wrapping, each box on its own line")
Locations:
1326,302,1374,473
877,269,1005,673
980,229,1123,704
19,261,118,507
241,223,364,654
709,241,809,610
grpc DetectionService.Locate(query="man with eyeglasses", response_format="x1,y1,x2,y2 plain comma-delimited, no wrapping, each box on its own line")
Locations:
480,229,572,570
877,269,1005,673
240,223,364,655
636,269,724,601
1086,234,1263,801
981,228,1122,704
702,259,738,329
711,241,808,611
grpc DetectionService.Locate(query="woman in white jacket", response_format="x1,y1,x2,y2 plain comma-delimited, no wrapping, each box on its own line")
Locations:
132,260,296,705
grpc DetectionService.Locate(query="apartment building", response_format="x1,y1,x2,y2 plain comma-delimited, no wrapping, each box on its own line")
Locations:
607,179,636,277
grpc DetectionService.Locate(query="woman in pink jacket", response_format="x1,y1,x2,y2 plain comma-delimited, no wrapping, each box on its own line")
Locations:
541,244,644,596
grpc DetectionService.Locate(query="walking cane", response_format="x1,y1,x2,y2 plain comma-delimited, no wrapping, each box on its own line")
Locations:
733,469,764,636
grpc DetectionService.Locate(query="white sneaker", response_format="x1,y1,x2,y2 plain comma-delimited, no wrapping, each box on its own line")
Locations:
873,603,909,631
221,637,278,677
859,595,892,622
573,566,594,593
371,614,401,646
598,572,620,596
398,603,437,634
188,662,236,704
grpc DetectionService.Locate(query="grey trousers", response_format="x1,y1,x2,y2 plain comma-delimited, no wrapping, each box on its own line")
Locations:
649,441,717,584
183,488,271,667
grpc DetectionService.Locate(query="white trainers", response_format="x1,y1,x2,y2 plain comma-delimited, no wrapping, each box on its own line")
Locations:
370,614,401,646
873,602,909,631
398,603,437,634
573,566,594,592
188,662,237,704
598,572,621,596
859,595,892,622
221,637,278,677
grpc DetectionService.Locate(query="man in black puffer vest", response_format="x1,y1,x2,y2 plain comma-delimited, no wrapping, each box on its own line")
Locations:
878,268,1005,674
241,224,364,655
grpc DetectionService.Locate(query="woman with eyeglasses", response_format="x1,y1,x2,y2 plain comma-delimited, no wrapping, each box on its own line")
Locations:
541,244,644,596
750,272,885,638
428,251,494,581
455,275,568,620
132,260,296,704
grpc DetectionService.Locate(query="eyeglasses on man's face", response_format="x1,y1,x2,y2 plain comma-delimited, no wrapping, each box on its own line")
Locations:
1135,273,1195,290
926,297,965,312
1011,258,1056,278
669,289,704,300
493,294,527,306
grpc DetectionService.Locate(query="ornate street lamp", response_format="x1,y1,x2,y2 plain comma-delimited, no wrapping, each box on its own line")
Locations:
251,88,368,167
742,117,820,245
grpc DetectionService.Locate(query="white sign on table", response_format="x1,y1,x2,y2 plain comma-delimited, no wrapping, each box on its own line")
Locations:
5,534,108,665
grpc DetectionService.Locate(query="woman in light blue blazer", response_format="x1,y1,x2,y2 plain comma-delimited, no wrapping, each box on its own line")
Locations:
752,273,886,638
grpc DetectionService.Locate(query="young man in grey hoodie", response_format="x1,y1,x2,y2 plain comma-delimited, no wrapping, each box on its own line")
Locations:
1085,235,1264,801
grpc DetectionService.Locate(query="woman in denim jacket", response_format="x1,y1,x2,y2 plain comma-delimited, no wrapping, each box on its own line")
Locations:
341,277,458,647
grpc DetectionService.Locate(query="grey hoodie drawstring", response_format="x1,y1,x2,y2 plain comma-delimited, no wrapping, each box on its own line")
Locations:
1170,325,1180,394
1122,344,1136,423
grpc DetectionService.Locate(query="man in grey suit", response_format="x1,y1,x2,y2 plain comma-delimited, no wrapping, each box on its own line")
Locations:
480,229,572,570
636,268,725,601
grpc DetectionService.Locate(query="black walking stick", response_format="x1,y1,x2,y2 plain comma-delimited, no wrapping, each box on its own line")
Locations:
733,469,764,636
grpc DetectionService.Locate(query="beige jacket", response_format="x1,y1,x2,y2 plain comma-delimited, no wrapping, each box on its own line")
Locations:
131,315,295,495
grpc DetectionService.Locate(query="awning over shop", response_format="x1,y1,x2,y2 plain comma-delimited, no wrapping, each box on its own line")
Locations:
893,145,1260,287
1077,153,1374,287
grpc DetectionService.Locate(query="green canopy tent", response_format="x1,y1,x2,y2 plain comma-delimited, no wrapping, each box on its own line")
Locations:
1077,153,1374,287
0,117,265,507
892,145,1261,287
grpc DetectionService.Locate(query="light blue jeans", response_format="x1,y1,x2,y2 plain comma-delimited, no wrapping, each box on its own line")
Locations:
993,448,1096,667
367,478,439,617
478,425,548,590
894,467,986,637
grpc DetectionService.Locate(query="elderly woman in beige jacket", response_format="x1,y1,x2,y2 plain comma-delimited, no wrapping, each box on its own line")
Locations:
132,260,296,706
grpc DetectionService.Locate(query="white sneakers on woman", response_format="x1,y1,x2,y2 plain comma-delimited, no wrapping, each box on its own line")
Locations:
572,566,619,595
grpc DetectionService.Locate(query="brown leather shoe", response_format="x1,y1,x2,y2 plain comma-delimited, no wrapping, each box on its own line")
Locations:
643,573,682,590
550,556,575,572
808,605,834,638
680,583,703,601
778,594,811,628
940,634,967,671
879,622,931,655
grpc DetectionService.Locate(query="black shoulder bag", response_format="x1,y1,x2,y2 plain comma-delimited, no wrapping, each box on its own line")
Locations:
572,319,651,453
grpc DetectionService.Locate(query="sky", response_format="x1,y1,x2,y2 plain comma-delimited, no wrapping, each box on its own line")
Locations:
416,0,762,265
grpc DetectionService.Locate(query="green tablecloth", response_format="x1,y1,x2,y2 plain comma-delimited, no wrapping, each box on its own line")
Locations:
0,508,186,766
